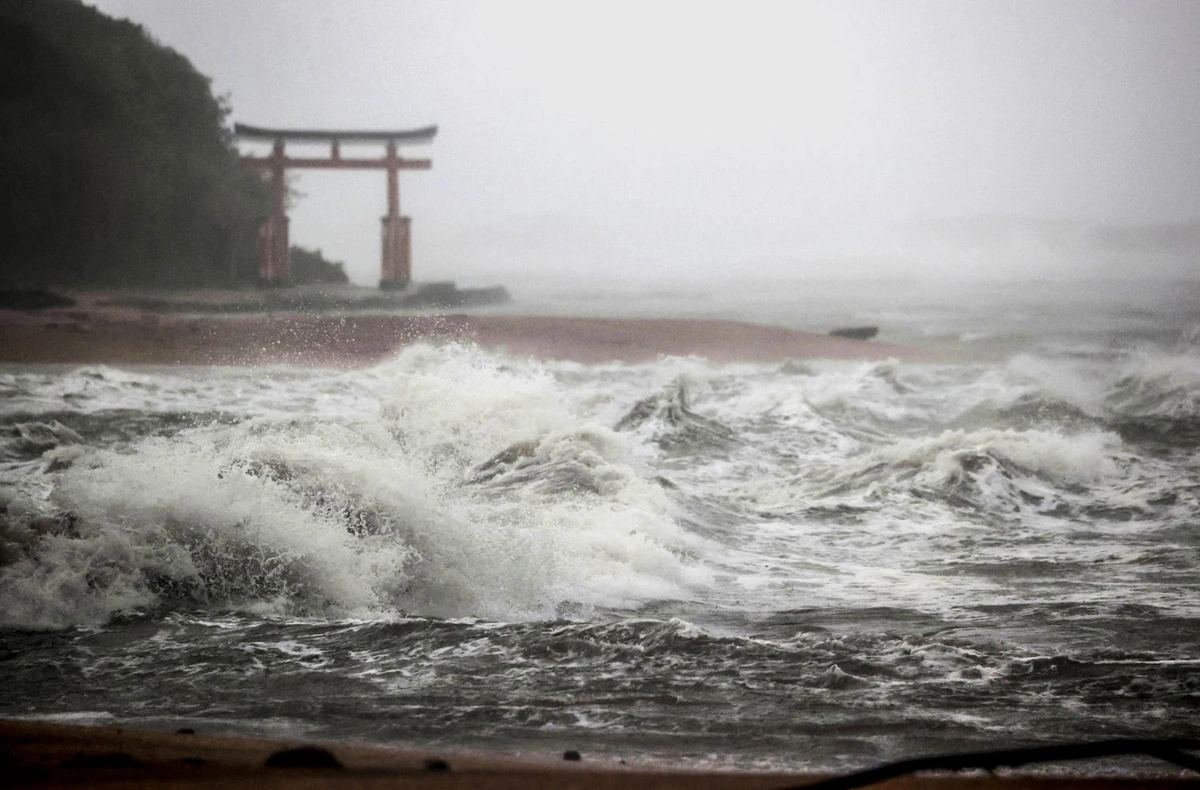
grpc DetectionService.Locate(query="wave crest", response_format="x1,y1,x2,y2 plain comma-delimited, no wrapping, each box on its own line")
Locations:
0,344,709,629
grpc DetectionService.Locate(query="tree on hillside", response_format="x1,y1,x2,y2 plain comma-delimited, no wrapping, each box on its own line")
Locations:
0,0,269,288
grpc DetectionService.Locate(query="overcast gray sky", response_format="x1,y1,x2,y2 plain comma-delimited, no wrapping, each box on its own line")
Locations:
88,0,1200,284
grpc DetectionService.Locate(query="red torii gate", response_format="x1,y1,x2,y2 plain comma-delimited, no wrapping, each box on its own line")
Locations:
234,123,437,289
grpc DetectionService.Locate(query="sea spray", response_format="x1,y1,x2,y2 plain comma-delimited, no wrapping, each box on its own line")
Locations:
1,321,1198,770
0,343,710,629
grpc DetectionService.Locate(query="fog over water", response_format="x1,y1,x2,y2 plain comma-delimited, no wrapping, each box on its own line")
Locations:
87,0,1200,285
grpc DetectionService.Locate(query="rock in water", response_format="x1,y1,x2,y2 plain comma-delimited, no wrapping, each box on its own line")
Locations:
829,325,879,341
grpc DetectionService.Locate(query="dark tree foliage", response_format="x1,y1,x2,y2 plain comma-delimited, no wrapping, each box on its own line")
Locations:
0,0,269,288
289,246,349,285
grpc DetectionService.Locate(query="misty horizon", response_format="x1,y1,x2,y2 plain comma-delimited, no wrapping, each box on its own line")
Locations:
86,0,1200,285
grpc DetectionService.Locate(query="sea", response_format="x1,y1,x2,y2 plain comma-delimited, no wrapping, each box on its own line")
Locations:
1,276,1198,775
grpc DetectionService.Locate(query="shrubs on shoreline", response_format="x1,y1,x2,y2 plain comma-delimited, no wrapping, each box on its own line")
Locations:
289,246,350,285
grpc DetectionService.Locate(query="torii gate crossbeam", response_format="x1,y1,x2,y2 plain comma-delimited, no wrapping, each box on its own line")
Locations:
234,123,437,290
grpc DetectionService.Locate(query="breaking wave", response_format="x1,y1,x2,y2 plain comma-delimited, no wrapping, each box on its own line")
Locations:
0,345,710,629
2,341,1198,632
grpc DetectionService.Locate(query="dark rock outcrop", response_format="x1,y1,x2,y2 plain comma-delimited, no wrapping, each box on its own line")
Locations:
829,325,879,341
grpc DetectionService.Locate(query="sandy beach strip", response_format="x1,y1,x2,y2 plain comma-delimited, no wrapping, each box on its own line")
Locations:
1,718,823,789
5,718,1163,789
0,307,939,367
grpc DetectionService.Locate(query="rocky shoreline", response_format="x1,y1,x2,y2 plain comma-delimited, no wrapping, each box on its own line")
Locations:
100,282,511,314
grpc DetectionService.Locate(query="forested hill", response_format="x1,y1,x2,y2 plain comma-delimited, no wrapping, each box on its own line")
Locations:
1,0,269,288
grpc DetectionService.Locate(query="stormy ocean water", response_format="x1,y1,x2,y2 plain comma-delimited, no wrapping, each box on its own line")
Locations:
1,277,1198,774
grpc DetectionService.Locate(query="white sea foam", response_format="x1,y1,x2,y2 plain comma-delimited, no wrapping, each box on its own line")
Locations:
1006,347,1200,421
1104,349,1200,420
2,332,1198,629
2,318,1198,769
0,344,711,629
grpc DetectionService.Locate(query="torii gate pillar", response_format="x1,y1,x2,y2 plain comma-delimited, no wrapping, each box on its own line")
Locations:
379,141,411,290
379,215,411,290
257,140,290,286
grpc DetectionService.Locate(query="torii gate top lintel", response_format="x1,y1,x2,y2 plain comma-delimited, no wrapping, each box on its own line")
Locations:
233,123,438,146
234,121,436,290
